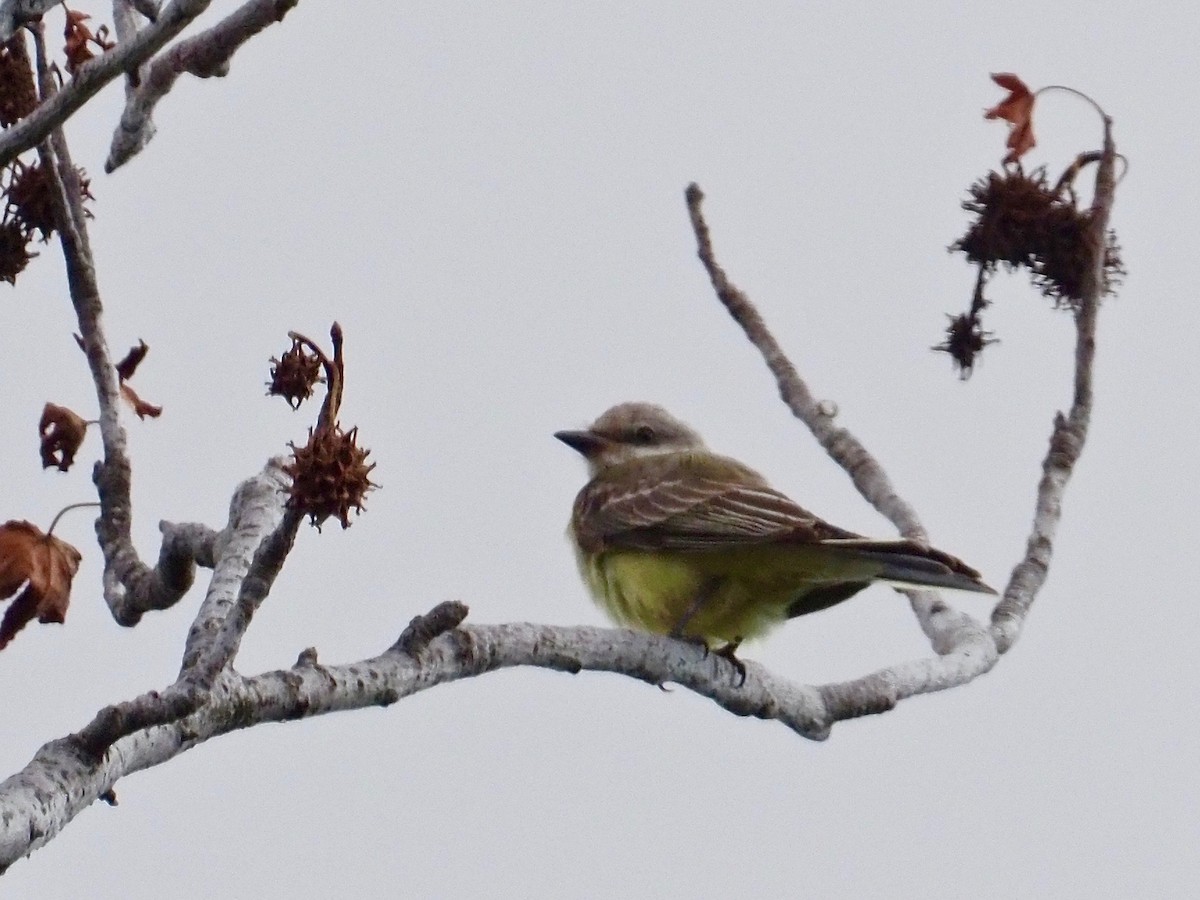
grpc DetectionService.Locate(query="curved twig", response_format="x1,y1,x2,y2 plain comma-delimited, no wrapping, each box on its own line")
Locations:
685,132,1115,663
990,117,1116,653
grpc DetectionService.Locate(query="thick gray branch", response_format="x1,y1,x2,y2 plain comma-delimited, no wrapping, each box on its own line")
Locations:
180,459,292,681
0,612,833,870
103,520,219,625
0,587,1027,871
0,1,59,42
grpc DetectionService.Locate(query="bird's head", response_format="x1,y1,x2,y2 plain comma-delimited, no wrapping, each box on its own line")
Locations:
555,402,705,475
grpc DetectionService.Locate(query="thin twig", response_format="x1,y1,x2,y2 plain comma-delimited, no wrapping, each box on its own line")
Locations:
685,182,980,647
32,25,182,625
112,0,156,145
46,501,101,535
684,184,928,541
1035,85,1107,120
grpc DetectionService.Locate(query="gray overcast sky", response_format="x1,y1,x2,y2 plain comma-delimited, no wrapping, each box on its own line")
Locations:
2,1,1197,897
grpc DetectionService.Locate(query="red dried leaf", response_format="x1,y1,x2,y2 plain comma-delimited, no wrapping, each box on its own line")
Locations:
62,7,115,75
119,382,162,419
39,402,88,471
984,72,1036,163
115,339,149,381
0,520,82,651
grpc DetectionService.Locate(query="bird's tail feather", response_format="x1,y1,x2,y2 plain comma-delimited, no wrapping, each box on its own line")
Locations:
821,539,996,595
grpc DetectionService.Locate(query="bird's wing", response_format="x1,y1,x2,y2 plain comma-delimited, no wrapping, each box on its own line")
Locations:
572,453,857,553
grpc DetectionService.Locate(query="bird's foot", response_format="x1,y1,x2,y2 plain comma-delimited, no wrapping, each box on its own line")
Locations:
714,638,746,687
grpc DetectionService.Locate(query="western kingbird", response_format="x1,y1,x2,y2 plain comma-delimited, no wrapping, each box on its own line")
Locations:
557,402,994,651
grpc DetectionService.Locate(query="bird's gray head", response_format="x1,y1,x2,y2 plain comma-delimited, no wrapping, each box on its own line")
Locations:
555,402,705,474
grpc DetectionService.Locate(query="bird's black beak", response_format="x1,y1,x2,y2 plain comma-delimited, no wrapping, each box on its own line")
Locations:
554,429,608,457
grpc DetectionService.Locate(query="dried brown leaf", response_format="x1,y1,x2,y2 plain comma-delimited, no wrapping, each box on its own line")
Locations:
39,402,88,471
0,520,82,651
984,72,1036,163
115,339,149,381
63,8,115,75
119,382,162,419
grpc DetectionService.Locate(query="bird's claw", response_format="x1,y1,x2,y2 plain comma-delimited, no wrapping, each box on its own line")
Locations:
714,639,746,687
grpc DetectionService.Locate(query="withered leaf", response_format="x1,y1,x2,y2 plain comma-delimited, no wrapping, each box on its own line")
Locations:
115,339,149,381
62,8,114,75
39,402,89,471
114,339,162,417
119,382,162,419
0,520,82,651
985,73,1036,164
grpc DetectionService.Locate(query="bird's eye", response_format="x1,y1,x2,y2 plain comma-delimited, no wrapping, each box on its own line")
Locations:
634,425,656,444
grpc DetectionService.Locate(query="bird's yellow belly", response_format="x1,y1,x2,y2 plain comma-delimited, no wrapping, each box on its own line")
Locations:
577,548,802,645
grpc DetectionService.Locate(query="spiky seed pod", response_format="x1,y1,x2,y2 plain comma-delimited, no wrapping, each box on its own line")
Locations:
285,424,377,529
4,161,95,243
934,312,997,379
268,339,324,409
0,219,34,284
0,34,36,127
952,167,1123,308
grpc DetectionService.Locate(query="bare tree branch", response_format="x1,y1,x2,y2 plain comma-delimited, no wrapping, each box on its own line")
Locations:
111,0,156,153
126,0,161,22
0,608,836,870
0,29,1119,870
684,130,1115,684
0,1,60,43
70,682,203,761
684,184,928,542
990,118,1116,653
107,0,301,172
32,28,208,626
192,503,302,684
0,0,215,168
180,458,292,680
